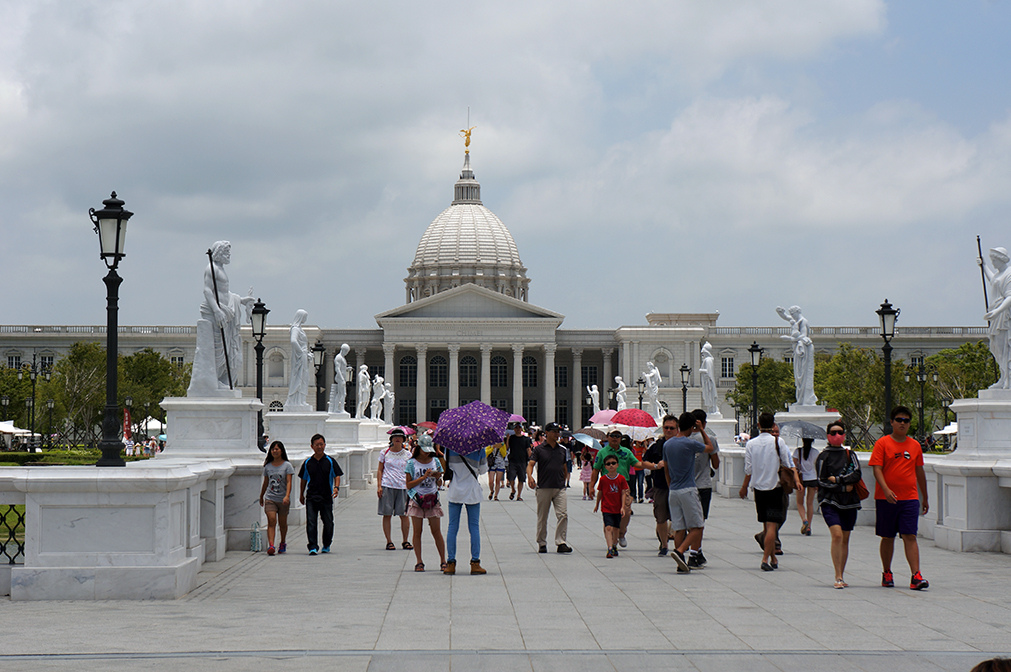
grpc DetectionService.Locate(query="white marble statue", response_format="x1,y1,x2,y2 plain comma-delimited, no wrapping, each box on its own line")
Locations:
328,343,351,414
700,342,719,415
981,247,1011,389
370,375,386,420
384,382,395,424
614,376,628,411
355,364,371,419
187,241,255,396
586,384,601,414
284,309,312,411
776,305,817,406
642,361,662,419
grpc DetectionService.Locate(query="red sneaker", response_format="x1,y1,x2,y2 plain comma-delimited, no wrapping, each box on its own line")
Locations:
881,571,894,587
910,572,929,590
267,545,275,556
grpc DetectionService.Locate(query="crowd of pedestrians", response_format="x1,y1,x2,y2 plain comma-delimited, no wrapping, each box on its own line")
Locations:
257,407,932,591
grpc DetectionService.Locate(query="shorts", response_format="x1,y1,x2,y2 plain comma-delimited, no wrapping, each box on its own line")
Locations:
378,487,409,516
875,499,920,537
668,487,705,531
821,503,857,531
407,499,444,518
651,487,670,523
263,499,290,516
802,479,819,489
697,487,712,520
601,511,622,528
754,487,786,524
507,461,527,481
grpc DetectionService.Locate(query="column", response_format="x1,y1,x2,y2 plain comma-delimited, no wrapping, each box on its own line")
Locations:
571,348,583,428
480,344,492,405
355,348,367,371
543,343,556,424
602,349,612,408
383,343,395,386
415,344,427,424
622,341,631,384
632,341,640,382
448,344,460,409
512,344,524,416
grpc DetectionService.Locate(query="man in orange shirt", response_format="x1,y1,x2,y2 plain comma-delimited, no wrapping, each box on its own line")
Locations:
869,405,929,590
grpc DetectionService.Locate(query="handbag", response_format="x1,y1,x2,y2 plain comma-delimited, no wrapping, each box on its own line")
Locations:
772,437,795,495
848,450,870,500
415,492,438,510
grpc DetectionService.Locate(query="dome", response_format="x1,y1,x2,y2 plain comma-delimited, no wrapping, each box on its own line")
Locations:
405,153,529,303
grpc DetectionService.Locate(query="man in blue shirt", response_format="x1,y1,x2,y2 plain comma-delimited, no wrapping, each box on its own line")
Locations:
663,412,715,573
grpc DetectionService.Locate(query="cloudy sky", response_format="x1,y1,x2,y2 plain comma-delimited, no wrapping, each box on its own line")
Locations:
3,0,1010,332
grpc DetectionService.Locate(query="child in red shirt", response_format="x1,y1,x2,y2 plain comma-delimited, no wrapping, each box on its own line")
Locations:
594,456,628,558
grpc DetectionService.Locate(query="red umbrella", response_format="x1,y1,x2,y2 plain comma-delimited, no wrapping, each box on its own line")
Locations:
416,421,438,431
611,408,656,428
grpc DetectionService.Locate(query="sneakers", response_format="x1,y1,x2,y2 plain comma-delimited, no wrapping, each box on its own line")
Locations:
695,550,707,566
557,543,573,553
610,546,618,557
672,549,690,573
910,572,929,590
801,521,811,536
617,537,627,548
321,546,331,553
470,560,487,575
278,543,286,554
538,545,548,554
687,555,704,569
606,548,615,559
881,571,894,587
657,545,669,557
309,548,318,556
443,560,456,575
267,545,275,556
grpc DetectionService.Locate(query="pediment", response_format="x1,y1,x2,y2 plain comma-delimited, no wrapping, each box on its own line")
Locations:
376,284,564,322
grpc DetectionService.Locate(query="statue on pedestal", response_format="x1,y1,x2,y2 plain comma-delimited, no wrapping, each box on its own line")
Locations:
187,241,255,396
614,376,628,411
328,344,351,414
586,384,601,414
981,247,1011,389
371,376,386,420
642,361,662,419
776,305,817,406
384,382,396,424
355,365,371,419
284,310,312,411
700,342,719,415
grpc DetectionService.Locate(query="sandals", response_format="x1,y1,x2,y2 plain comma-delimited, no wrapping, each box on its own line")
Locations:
402,541,413,550
440,562,448,571
386,542,396,551
415,562,425,572
509,492,515,500
834,579,847,589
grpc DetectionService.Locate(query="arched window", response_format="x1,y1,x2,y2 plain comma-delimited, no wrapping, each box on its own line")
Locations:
490,356,508,388
522,355,537,388
430,356,448,388
460,355,478,388
268,351,284,384
268,400,284,413
399,355,417,387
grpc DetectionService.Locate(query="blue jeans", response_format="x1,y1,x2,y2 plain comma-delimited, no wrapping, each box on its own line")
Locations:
631,471,645,500
447,502,480,562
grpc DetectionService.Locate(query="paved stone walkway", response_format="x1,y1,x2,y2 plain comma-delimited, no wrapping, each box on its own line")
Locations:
3,483,1010,671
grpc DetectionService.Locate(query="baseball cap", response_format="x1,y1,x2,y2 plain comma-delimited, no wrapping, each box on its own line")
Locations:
544,422,561,432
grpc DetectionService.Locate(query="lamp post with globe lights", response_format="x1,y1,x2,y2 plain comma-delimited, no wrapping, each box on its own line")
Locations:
748,342,763,435
251,299,269,451
876,300,899,436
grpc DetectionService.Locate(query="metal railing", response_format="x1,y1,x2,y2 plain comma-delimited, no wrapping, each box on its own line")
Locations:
0,505,25,565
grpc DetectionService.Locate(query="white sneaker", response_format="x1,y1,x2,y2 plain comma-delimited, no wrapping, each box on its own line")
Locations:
618,537,627,548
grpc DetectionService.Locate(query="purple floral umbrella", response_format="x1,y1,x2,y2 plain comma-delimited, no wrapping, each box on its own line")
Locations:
433,400,511,456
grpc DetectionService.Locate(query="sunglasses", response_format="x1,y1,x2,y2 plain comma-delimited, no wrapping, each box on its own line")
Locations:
827,430,845,436
604,461,618,466
662,425,677,431
893,417,911,423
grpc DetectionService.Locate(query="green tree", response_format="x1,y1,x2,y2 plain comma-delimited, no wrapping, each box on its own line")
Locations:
728,359,795,431
119,348,190,436
51,342,106,447
927,340,998,403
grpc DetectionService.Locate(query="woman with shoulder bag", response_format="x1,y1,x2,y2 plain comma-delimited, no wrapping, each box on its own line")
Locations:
443,448,488,575
405,441,445,572
815,420,864,589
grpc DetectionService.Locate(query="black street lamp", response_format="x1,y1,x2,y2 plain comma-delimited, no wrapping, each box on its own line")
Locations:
905,362,937,443
17,353,50,450
748,341,763,435
607,386,616,410
876,299,900,436
636,377,645,410
1,395,8,421
90,191,133,467
251,298,269,452
46,398,55,449
24,399,33,447
679,363,691,413
312,341,327,411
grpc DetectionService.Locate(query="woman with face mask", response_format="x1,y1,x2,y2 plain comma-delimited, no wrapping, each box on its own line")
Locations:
814,420,863,589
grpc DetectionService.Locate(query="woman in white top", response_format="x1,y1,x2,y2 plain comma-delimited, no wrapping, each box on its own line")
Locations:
793,437,820,536
405,443,445,572
377,428,413,550
443,448,488,575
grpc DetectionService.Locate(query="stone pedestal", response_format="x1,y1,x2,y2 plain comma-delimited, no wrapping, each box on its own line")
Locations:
161,396,263,458
325,416,363,446
706,417,737,496
950,390,1011,457
265,411,328,453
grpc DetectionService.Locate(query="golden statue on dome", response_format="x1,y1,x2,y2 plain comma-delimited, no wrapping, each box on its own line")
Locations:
460,126,475,153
